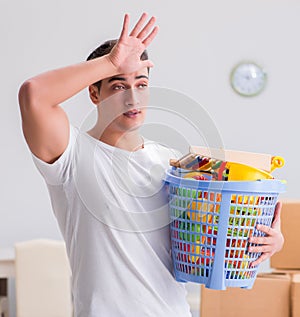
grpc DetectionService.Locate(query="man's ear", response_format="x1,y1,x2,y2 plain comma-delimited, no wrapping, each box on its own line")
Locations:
88,85,100,105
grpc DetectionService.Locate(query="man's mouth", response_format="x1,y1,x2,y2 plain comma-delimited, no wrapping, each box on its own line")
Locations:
123,109,141,118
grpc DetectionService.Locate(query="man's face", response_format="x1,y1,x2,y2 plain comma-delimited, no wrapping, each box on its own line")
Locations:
91,68,149,133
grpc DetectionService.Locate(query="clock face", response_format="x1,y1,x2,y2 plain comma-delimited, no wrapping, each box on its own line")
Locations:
230,62,267,97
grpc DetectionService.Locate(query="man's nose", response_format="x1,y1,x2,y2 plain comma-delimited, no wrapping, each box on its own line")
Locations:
124,88,139,107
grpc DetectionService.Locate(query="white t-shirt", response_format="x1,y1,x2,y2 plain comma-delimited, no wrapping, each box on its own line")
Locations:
31,124,192,317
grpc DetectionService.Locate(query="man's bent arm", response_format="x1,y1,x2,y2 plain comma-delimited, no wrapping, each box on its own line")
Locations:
18,56,117,164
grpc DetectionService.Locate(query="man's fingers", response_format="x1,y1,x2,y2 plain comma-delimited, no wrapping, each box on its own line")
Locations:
120,13,158,48
137,16,156,40
248,242,274,253
249,235,273,245
254,224,270,235
142,26,159,47
247,202,283,268
129,12,148,37
250,252,270,267
119,14,130,40
141,59,154,69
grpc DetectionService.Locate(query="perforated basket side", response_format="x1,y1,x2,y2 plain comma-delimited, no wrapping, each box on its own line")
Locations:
165,169,285,290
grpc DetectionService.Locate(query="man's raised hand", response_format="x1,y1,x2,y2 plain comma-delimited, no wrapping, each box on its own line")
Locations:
107,13,159,74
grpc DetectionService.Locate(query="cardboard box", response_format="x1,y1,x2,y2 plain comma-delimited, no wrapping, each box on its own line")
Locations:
292,274,300,317
272,269,300,274
270,201,300,269
272,270,300,317
200,273,291,317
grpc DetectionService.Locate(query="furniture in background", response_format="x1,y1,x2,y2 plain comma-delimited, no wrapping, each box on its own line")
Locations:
0,250,14,280
0,248,14,317
15,239,73,317
0,296,8,317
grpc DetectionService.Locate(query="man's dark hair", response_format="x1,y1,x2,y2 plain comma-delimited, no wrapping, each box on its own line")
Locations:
86,39,149,91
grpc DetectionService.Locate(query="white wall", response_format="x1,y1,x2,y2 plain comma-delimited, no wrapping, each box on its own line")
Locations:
1,0,299,247
1,1,299,315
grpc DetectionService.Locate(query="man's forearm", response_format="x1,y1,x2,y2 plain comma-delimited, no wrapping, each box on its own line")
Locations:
19,55,117,109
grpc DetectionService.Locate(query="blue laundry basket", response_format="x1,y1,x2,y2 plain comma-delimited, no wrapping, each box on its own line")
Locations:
164,168,286,290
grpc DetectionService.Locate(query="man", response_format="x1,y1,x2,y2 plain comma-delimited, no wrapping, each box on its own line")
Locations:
18,13,283,317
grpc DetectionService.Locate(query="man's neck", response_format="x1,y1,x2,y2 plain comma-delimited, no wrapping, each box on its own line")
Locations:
88,127,144,152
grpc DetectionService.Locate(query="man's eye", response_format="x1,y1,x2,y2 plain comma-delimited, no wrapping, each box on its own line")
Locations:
113,85,125,90
138,84,148,89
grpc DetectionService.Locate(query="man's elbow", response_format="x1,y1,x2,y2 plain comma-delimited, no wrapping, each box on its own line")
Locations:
18,79,39,110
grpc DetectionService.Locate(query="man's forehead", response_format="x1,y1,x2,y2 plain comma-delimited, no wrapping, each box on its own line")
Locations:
108,75,148,83
105,69,149,83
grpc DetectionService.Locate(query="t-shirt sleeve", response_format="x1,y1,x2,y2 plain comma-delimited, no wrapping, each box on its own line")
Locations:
31,124,79,186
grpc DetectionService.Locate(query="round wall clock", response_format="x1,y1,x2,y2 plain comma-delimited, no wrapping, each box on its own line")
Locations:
230,62,267,97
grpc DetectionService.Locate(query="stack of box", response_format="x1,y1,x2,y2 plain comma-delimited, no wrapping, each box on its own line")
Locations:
271,201,300,317
292,274,300,317
270,201,300,270
200,273,291,317
200,201,300,317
